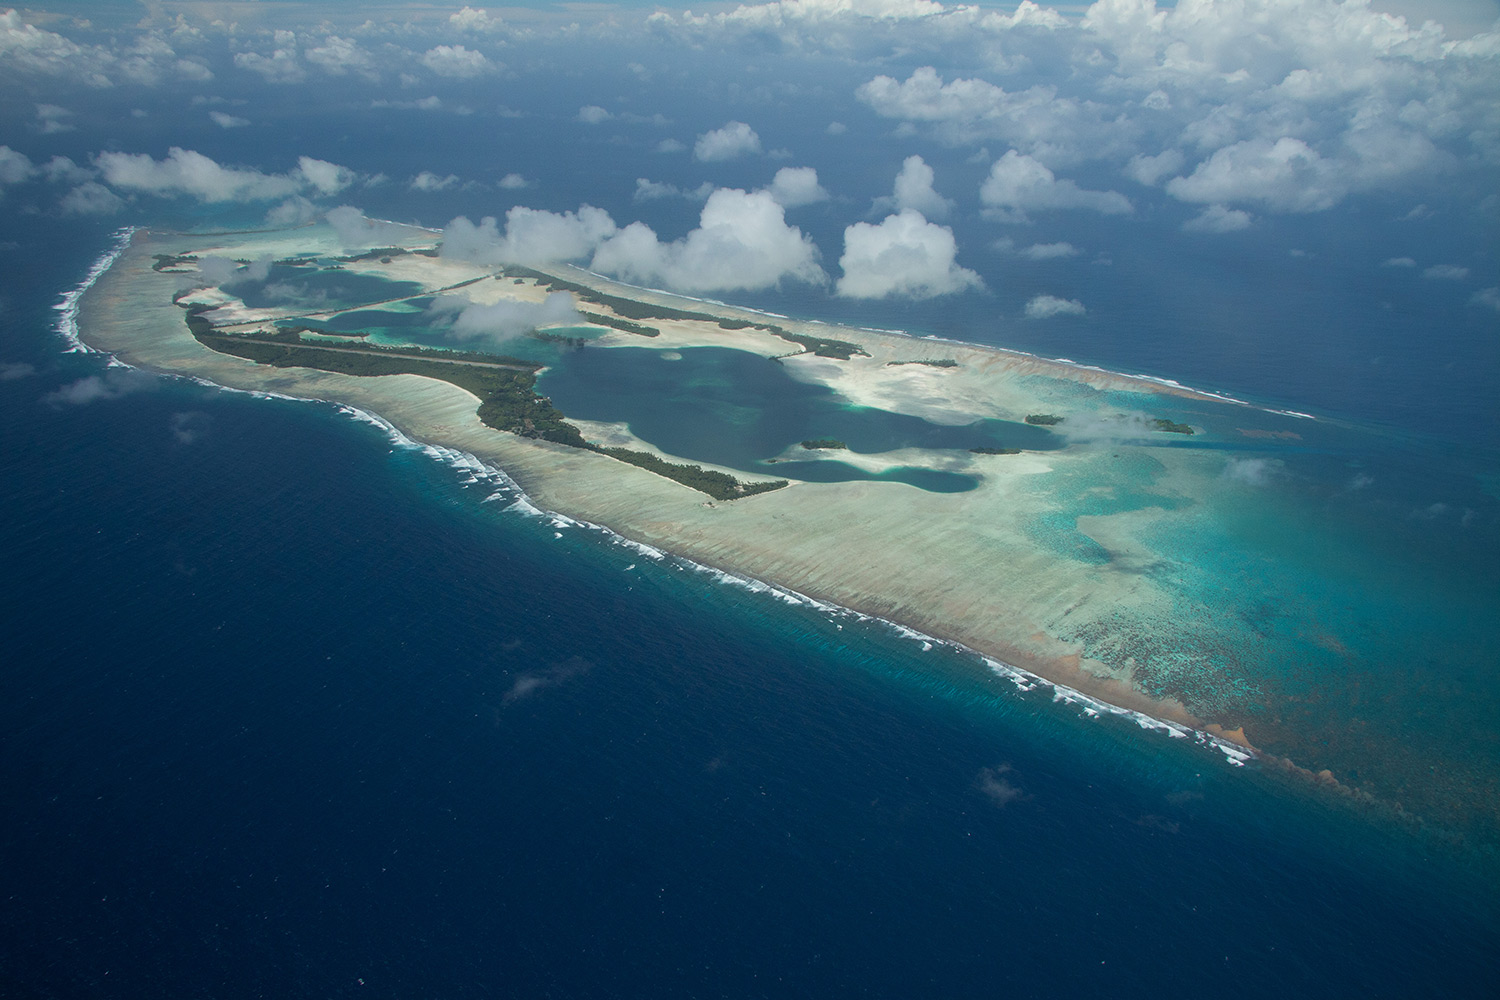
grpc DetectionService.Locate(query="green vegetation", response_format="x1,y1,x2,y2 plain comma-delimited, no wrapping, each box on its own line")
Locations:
886,359,958,368
579,311,659,337
1025,413,1064,425
970,446,1021,455
594,448,787,501
774,331,869,360
152,253,197,272
184,305,785,501
1151,418,1195,435
801,439,848,450
335,247,411,263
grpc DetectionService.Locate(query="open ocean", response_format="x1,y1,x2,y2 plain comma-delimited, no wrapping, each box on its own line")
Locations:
3,204,1498,998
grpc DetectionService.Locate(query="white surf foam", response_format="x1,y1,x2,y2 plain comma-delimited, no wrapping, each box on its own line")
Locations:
54,226,138,353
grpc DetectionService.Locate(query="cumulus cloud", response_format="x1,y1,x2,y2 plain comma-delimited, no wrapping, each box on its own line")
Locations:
441,205,619,266
95,148,356,203
1423,264,1469,280
169,411,212,445
429,291,581,343
1471,288,1500,312
592,188,825,293
633,177,714,202
0,362,37,381
421,45,493,78
1166,138,1346,213
498,173,528,190
411,171,461,192
1382,256,1417,268
209,111,250,129
1024,294,1086,318
837,209,981,299
981,151,1133,221
693,121,763,162
60,182,125,215
1222,457,1284,486
196,255,272,288
1183,204,1253,233
35,103,74,134
304,36,374,78
656,138,687,154
325,206,410,249
0,146,35,186
503,656,591,705
873,155,953,220
855,66,1119,163
977,764,1027,808
1125,149,1185,186
450,6,503,32
577,105,613,124
1017,241,1078,259
43,369,157,407
764,166,829,207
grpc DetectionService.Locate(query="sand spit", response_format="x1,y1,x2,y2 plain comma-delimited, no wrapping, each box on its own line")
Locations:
81,224,1299,745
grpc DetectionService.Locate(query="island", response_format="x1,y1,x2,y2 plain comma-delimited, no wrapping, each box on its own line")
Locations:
81,217,1404,801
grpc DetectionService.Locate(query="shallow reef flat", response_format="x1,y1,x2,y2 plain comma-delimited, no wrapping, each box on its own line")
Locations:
81,222,1500,844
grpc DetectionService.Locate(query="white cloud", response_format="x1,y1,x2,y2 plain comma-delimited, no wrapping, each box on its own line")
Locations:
36,103,74,134
411,172,461,192
837,209,982,299
60,182,124,215
1222,457,1283,486
656,138,686,154
1125,149,1185,186
1182,204,1253,233
324,206,411,249
43,369,157,407
873,155,952,220
421,45,494,78
577,105,613,124
266,196,319,226
765,166,829,208
855,66,1118,163
304,36,374,78
1382,256,1417,267
430,291,580,343
42,156,92,185
295,156,355,196
1008,240,1079,259
1471,288,1500,312
633,177,715,202
1166,138,1346,213
96,148,324,202
450,6,503,32
981,151,1133,221
209,111,250,129
1024,294,1086,319
0,146,34,186
693,121,763,162
591,188,825,293
441,206,619,266
498,173,528,190
1423,264,1469,280
234,42,305,84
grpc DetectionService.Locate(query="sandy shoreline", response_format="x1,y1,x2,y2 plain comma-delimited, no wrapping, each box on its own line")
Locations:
79,222,1288,750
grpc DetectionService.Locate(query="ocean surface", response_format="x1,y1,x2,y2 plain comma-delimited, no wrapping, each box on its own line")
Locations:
2,206,1498,999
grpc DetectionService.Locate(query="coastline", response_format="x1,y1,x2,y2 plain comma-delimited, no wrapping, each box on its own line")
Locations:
75,224,1316,768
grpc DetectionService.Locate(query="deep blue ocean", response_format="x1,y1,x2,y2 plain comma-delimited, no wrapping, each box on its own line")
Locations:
3,208,1498,998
